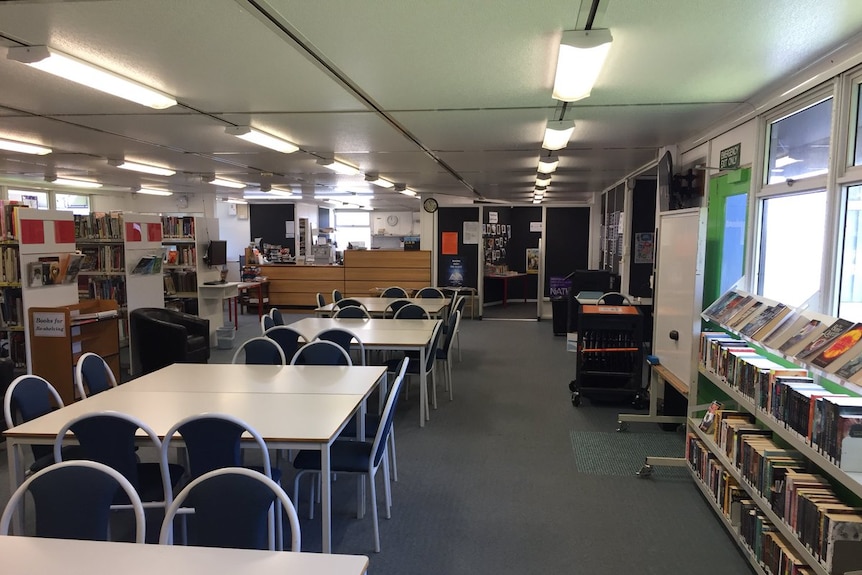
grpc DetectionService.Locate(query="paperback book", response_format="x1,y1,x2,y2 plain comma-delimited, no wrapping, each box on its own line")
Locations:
810,323,862,369
699,400,723,434
796,319,855,360
778,319,824,354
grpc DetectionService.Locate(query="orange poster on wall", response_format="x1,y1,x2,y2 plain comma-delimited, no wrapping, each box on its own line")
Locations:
442,232,458,255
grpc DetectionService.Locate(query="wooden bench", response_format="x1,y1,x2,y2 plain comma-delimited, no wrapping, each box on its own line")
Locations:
616,362,689,431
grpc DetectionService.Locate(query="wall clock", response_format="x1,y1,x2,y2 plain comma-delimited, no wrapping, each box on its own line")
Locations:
423,197,438,213
386,215,399,226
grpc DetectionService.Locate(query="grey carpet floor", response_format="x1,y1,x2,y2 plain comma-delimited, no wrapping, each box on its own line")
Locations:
1,309,755,574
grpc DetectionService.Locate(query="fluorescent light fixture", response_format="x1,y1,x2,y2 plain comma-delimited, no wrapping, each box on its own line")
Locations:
109,159,175,176
542,120,575,151
775,155,802,168
393,184,418,197
7,45,177,109
552,29,613,102
324,199,341,205
532,198,542,204
537,155,559,174
225,126,299,154
317,158,360,176
222,198,248,204
536,174,551,187
48,177,102,188
0,137,51,155
269,187,297,198
136,187,173,196
207,177,246,189
365,172,394,188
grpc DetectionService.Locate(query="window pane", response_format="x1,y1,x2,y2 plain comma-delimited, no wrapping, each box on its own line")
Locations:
8,189,48,209
855,84,862,166
758,191,826,305
840,184,862,321
333,227,370,249
766,98,832,185
719,193,747,295
334,211,370,227
55,193,90,215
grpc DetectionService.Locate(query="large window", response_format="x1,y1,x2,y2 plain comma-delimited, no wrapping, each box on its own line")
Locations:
839,184,862,321
55,193,90,215
766,98,833,185
333,211,371,250
758,191,826,305
8,189,48,209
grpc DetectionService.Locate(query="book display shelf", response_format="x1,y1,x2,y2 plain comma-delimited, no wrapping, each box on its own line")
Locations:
690,288,862,575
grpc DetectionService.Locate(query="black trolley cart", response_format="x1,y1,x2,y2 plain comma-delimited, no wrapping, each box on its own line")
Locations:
569,303,645,407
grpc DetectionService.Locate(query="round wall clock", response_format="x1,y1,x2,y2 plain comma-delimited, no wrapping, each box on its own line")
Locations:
423,197,439,213
387,215,399,226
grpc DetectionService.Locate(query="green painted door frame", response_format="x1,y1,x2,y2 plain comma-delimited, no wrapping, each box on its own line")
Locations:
703,168,751,309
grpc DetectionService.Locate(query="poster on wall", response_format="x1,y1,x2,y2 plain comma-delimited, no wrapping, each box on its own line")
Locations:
526,248,539,274
634,232,655,264
463,221,481,245
444,257,465,287
441,232,459,255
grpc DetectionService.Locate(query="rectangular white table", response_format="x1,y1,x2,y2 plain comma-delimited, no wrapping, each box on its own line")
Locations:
288,317,440,427
316,297,449,318
4,363,386,554
0,535,369,574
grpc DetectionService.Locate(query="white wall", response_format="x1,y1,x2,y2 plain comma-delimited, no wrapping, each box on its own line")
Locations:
215,201,251,280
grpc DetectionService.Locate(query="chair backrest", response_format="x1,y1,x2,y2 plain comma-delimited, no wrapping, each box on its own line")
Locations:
333,305,371,319
161,413,272,481
394,303,430,319
75,352,118,399
332,289,343,303
53,411,170,506
424,320,444,373
0,460,145,543
314,328,365,365
597,292,631,305
260,314,276,333
384,298,412,318
4,375,64,462
416,287,445,298
371,358,410,469
268,307,284,326
334,297,365,310
263,326,306,362
159,467,300,551
316,292,326,307
381,286,408,298
290,340,353,366
232,336,287,365
440,310,461,356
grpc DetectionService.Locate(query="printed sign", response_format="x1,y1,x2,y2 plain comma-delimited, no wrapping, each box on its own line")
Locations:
719,143,741,170
33,312,66,337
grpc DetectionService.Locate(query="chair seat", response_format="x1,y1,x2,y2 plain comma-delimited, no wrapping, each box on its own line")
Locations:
293,440,373,474
29,445,85,474
118,462,185,504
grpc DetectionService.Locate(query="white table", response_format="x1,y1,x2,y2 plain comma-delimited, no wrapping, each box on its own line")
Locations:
288,317,440,427
4,363,386,554
0,535,369,574
316,297,449,318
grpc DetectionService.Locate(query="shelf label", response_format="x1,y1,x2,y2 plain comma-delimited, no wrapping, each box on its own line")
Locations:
32,312,65,337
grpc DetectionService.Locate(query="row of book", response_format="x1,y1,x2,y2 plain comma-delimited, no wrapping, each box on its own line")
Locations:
0,245,19,284
0,332,26,368
77,276,127,306
74,212,124,240
0,287,23,328
164,270,197,293
80,245,124,273
0,201,24,241
161,216,195,239
686,435,811,574
164,245,196,266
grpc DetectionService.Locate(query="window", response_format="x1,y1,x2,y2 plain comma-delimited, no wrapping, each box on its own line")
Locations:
766,98,833,185
333,210,371,250
8,189,48,209
758,191,826,305
853,83,862,166
55,193,90,215
839,184,862,321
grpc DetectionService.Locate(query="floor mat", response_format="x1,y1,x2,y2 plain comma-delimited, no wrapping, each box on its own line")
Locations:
569,430,688,477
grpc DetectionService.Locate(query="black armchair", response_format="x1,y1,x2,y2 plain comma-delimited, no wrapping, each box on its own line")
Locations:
130,307,210,376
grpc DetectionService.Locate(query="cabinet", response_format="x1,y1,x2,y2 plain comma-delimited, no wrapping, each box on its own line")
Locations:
28,298,119,405
689,290,862,575
571,304,644,407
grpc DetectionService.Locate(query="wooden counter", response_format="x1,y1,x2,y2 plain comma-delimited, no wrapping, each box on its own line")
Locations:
260,250,431,308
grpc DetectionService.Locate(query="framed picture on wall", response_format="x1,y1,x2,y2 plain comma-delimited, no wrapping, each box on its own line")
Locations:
526,248,539,274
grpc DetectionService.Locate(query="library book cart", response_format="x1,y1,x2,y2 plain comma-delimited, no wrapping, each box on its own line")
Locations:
569,303,645,407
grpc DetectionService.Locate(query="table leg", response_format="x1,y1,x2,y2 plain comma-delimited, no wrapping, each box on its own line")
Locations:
7,440,24,534
257,284,264,318
357,398,367,519
502,278,508,307
233,297,238,330
321,442,332,553
419,346,427,427
524,274,528,303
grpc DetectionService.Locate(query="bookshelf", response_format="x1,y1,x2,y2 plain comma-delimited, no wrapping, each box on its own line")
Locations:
689,289,862,575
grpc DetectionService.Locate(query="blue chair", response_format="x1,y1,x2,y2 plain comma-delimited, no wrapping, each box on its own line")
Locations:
3,375,81,475
380,286,408,298
443,296,467,361
384,298,412,318
314,328,365,365
332,289,344,303
264,326,306,363
334,297,365,310
293,356,410,552
74,352,118,399
0,460,146,543
436,310,461,401
415,287,445,298
385,320,443,415
160,467,301,551
232,336,286,365
260,314,276,333
290,340,352,366
333,305,371,319
268,308,284,326
316,292,326,308
393,304,430,319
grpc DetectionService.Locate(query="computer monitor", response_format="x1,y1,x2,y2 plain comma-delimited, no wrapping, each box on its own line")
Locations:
204,240,227,266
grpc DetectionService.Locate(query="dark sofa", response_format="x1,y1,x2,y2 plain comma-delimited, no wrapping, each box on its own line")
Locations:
130,307,210,376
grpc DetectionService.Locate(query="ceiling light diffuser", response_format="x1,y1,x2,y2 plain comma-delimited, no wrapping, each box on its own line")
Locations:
48,177,102,188
317,158,360,176
552,29,613,102
225,126,299,154
109,159,175,176
365,173,394,188
542,120,575,151
537,155,559,174
7,45,177,109
207,177,246,189
136,187,173,196
536,174,551,187
0,137,52,155
393,184,417,197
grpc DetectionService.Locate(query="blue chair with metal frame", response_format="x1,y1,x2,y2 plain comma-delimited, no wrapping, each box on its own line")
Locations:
385,319,443,415
332,289,344,303
260,314,276,333
160,467,301,551
0,460,146,543
333,305,371,319
384,298,412,318
290,340,352,366
393,303,430,319
314,328,365,365
232,336,286,365
264,326,306,364
316,292,326,308
74,352,118,399
380,286,408,298
436,310,461,401
415,287,445,298
268,307,285,326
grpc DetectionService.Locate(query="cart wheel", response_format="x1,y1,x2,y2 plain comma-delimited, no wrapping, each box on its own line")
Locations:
571,392,580,407
632,395,647,410
616,421,628,433
636,464,653,478
568,380,577,392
